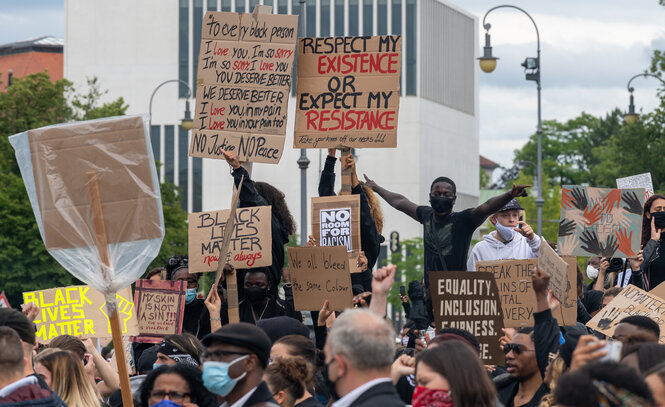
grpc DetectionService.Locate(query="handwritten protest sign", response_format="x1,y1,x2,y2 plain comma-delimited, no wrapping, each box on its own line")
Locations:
188,206,272,272
23,286,138,344
294,35,401,148
189,10,298,164
429,272,504,365
539,242,569,303
557,186,644,258
617,173,653,201
288,246,353,311
587,284,665,343
132,280,186,343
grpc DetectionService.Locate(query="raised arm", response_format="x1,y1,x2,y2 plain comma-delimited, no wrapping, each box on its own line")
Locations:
363,174,419,221
470,183,530,226
319,148,337,197
221,149,268,206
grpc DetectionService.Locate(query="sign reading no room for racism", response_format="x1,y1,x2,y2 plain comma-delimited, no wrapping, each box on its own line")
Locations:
320,208,352,250
294,35,401,149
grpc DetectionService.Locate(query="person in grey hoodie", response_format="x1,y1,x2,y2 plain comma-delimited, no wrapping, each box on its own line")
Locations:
467,199,540,271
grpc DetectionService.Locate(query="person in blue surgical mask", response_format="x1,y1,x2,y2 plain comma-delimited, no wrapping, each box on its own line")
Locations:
467,199,541,271
201,323,280,407
167,255,210,339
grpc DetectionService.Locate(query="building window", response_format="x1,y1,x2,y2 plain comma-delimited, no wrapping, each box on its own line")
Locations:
193,158,202,212
334,0,344,36
194,0,203,97
165,125,175,183
207,0,216,10
391,0,401,35
150,125,160,160
406,0,416,95
222,0,231,11
278,0,288,15
348,0,359,36
363,0,372,35
179,0,189,98
178,128,189,211
320,0,330,36
378,0,387,35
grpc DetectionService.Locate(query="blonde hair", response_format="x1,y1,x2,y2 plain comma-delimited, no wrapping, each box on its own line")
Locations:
34,350,99,407
540,356,566,407
362,185,383,235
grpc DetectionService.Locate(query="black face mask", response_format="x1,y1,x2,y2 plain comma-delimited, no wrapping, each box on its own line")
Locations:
323,360,340,401
244,286,268,303
430,196,453,213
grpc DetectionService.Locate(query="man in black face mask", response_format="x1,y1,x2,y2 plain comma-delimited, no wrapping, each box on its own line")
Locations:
364,175,529,287
213,267,301,325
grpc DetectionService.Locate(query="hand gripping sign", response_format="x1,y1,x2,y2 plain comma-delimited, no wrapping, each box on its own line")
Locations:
10,114,165,407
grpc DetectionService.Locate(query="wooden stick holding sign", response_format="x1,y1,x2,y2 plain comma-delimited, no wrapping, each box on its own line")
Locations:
86,172,134,407
214,176,244,324
339,147,352,195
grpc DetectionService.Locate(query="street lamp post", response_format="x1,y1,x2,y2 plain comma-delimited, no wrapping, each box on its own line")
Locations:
298,0,310,247
478,5,543,236
625,73,665,124
149,79,194,133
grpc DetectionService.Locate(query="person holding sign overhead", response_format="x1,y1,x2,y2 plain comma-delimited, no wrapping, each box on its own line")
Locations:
467,199,541,272
363,175,529,283
221,149,296,298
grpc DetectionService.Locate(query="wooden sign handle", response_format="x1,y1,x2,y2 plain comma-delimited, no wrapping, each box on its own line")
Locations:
86,172,134,407
340,147,352,195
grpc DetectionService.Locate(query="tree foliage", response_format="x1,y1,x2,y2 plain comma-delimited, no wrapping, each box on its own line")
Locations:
386,237,425,308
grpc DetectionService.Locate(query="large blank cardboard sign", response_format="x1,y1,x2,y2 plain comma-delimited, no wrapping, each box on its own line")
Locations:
23,286,138,344
294,35,401,149
429,272,505,365
189,9,298,164
132,280,186,343
288,246,353,311
539,242,569,303
188,206,272,272
557,186,644,258
587,284,665,343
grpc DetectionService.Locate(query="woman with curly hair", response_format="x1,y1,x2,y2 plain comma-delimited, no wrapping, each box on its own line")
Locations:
138,364,218,407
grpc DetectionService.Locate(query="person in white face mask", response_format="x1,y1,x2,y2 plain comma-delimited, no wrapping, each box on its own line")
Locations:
467,199,541,271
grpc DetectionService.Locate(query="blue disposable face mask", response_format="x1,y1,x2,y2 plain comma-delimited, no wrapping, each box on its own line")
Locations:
494,220,516,241
202,355,249,397
152,363,162,371
185,288,197,304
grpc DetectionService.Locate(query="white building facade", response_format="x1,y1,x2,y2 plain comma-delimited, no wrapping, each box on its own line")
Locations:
65,0,480,258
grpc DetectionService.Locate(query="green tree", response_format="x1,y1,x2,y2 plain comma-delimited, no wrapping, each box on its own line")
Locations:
385,237,425,308
479,167,491,189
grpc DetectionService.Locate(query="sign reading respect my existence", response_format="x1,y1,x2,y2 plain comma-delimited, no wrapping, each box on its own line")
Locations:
188,206,272,272
294,35,401,149
189,10,299,164
23,286,138,344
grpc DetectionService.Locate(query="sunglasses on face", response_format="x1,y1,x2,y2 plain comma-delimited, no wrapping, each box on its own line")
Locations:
503,343,534,355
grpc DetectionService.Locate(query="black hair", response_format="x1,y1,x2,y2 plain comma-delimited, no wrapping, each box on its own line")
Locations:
621,343,665,373
437,328,481,353
138,364,218,407
244,267,271,286
554,361,653,406
254,182,296,236
516,327,535,341
165,255,190,281
620,315,661,338
430,177,456,194
0,308,36,345
403,320,416,330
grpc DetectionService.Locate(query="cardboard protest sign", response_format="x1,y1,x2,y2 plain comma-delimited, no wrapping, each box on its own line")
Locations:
188,206,272,272
587,284,665,343
617,173,653,201
539,242,569,303
651,281,665,301
288,246,353,311
189,9,298,164
312,196,361,250
557,257,579,325
23,286,138,344
429,272,504,365
294,35,401,148
557,186,644,258
132,280,186,343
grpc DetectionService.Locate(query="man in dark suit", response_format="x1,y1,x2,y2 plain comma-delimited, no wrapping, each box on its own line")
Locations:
201,323,280,407
324,308,405,407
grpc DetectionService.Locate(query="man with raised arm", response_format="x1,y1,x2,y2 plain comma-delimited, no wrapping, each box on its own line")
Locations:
363,175,529,283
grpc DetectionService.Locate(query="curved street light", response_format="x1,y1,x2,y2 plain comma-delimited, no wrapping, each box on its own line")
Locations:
149,79,194,132
625,73,665,124
478,5,544,236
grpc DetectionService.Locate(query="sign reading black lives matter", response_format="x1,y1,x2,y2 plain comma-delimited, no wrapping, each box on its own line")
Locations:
429,272,505,365
319,207,352,250
189,10,298,164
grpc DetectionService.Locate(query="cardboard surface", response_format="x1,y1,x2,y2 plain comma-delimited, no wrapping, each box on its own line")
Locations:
132,280,186,343
557,186,644,257
539,242,569,303
188,205,272,272
429,271,505,365
617,173,653,201
191,10,298,164
294,35,401,149
28,116,162,250
311,196,361,251
587,284,665,343
23,285,138,344
288,246,353,311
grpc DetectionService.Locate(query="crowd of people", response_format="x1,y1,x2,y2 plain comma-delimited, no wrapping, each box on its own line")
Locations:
3,150,665,407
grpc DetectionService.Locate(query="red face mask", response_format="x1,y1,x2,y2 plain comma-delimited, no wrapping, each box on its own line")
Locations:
412,386,453,407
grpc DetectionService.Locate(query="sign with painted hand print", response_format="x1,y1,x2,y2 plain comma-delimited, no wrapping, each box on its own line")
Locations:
557,186,644,258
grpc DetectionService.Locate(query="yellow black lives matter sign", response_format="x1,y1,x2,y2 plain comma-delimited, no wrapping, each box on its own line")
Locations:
23,285,138,344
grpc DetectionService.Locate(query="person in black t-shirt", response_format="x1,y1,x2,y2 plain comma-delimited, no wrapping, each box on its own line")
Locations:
363,175,529,285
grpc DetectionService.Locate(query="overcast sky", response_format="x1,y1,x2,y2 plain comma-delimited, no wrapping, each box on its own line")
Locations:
2,0,665,171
